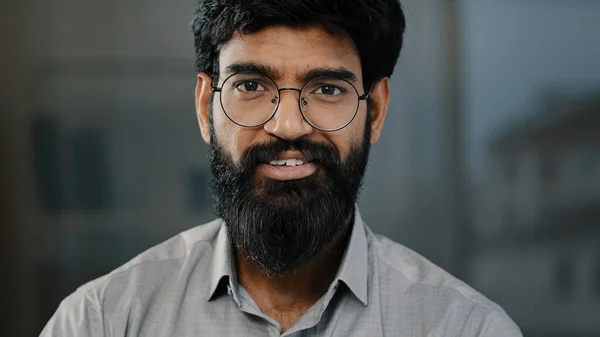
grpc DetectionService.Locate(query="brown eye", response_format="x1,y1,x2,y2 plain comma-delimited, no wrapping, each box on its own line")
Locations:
314,85,343,95
236,80,266,92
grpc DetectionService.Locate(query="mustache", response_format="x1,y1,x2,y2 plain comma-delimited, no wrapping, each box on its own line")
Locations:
238,138,342,171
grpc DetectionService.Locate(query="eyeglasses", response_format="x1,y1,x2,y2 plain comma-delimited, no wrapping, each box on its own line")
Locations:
211,72,371,132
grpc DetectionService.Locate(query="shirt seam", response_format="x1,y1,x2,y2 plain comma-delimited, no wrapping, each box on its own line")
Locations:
81,238,213,293
81,287,109,337
82,245,199,336
479,310,507,335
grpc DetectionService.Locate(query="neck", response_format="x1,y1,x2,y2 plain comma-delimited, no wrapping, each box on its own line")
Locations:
235,216,353,331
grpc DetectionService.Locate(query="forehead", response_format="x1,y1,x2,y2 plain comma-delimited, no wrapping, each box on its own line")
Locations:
218,25,362,82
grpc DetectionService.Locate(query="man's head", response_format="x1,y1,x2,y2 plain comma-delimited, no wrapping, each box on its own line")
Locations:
192,0,405,276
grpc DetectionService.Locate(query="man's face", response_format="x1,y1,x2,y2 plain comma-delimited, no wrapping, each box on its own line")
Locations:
195,25,389,275
212,25,369,164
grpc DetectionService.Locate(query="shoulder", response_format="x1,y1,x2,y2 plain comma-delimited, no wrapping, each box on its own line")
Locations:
369,231,500,310
42,220,223,335
79,219,222,294
366,229,522,336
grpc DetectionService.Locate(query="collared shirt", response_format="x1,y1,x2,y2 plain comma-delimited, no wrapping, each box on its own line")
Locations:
41,209,522,336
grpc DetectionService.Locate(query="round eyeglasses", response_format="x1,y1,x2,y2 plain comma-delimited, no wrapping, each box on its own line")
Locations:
211,72,371,132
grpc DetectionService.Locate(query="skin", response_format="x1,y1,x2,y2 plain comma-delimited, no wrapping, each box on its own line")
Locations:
195,25,391,332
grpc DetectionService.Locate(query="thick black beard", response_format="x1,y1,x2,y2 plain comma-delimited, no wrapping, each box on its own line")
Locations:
208,115,371,276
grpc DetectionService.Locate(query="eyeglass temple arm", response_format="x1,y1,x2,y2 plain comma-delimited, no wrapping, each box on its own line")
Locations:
210,74,222,92
358,82,375,100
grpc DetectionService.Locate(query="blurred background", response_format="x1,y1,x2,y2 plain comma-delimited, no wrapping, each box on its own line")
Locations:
1,0,599,336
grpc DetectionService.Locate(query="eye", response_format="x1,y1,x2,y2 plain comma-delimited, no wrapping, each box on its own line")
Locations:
235,80,267,92
314,85,343,95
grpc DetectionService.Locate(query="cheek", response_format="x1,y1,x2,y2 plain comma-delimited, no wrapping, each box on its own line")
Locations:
213,113,257,163
346,108,369,152
330,122,367,161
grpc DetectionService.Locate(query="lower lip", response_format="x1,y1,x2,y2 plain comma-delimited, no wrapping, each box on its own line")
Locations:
257,162,319,181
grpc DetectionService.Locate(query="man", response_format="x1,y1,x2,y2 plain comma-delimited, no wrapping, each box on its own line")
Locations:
41,0,522,336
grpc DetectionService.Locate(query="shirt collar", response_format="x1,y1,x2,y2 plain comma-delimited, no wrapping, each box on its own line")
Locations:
335,207,369,306
206,221,235,301
206,207,369,306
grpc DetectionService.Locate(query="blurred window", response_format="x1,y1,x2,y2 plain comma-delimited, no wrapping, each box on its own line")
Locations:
555,253,573,300
187,167,211,212
32,119,114,213
32,115,63,212
577,147,597,176
540,154,558,185
502,158,517,183
65,128,113,210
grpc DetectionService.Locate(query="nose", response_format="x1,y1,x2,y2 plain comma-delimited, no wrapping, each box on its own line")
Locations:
263,90,313,140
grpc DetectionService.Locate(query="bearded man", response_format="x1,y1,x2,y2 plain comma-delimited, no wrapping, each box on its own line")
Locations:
41,0,522,336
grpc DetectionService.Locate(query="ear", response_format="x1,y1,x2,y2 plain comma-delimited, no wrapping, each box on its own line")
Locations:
195,72,213,144
368,77,390,144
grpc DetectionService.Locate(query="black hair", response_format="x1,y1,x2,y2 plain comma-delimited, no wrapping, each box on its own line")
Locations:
191,0,406,90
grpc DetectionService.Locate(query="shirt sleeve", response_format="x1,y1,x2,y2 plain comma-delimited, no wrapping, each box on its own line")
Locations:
39,289,106,337
479,310,522,337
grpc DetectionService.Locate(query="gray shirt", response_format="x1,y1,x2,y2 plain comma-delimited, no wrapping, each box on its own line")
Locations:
41,209,522,336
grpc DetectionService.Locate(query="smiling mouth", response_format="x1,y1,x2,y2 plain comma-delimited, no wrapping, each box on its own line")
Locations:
268,158,308,167
258,154,319,181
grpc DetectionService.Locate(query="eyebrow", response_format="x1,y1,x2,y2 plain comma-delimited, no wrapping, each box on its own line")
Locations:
224,62,280,80
223,62,358,84
301,67,358,84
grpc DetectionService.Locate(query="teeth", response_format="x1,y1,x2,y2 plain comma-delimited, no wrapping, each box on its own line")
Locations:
269,159,305,166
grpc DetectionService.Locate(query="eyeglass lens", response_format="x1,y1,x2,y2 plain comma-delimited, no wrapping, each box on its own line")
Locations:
219,73,360,130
